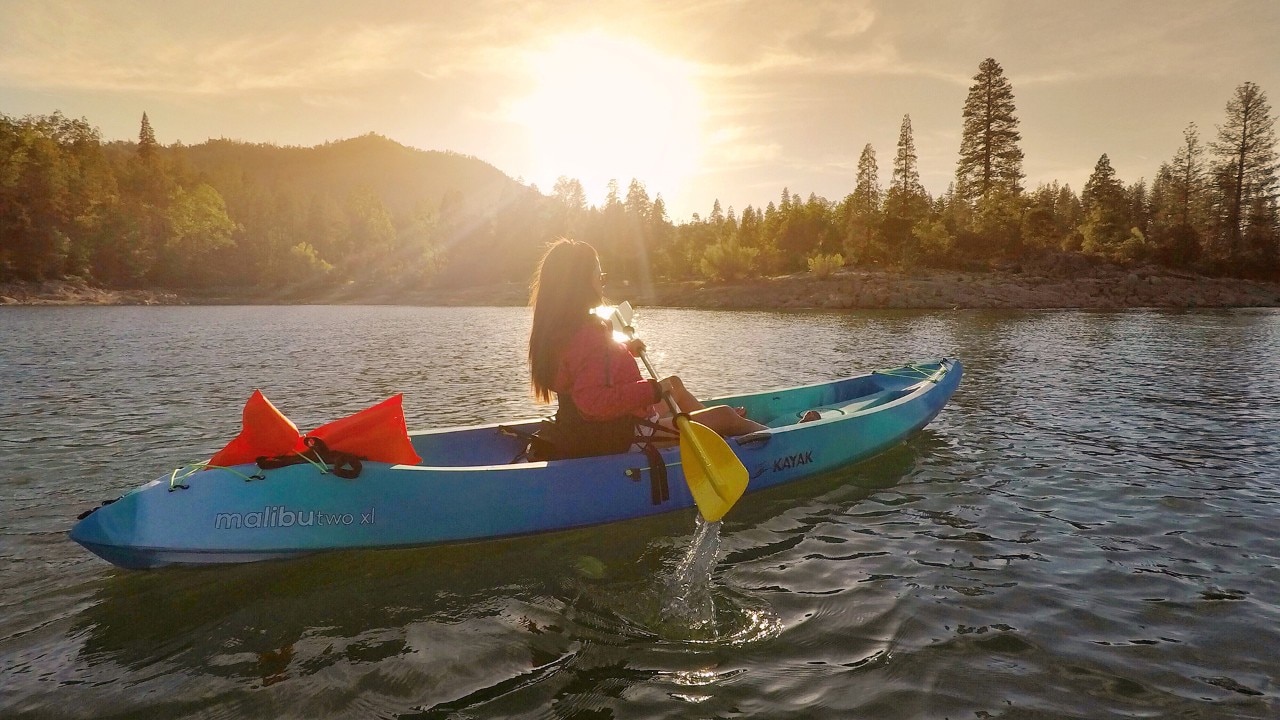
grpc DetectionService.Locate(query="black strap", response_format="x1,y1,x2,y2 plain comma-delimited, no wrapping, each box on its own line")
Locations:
256,437,364,479
498,422,553,463
641,442,669,504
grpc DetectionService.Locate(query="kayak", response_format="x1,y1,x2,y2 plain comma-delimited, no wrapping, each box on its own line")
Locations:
70,358,961,569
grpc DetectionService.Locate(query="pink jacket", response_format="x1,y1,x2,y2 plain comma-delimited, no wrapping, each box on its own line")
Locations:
553,320,660,422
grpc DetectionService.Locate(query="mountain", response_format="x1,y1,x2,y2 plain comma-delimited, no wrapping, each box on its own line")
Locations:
116,132,532,219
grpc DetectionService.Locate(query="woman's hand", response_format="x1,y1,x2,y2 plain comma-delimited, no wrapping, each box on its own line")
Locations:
625,338,647,356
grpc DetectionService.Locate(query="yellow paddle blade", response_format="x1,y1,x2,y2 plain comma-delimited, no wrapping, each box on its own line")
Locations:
677,417,749,522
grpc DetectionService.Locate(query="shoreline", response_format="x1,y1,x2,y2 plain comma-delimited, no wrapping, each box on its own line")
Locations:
4,266,1279,310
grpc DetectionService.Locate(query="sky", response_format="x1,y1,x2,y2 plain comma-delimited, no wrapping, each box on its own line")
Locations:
3,0,1279,222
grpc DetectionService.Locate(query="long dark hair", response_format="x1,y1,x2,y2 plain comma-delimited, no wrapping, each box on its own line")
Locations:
529,239,604,402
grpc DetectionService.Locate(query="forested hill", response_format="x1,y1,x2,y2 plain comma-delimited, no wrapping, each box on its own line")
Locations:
168,135,521,221
2,111,572,291
3,63,1279,294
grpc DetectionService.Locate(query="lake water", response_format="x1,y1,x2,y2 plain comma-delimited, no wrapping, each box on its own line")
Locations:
1,305,1278,719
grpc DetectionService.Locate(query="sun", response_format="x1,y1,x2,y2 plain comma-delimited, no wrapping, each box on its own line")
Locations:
509,32,703,207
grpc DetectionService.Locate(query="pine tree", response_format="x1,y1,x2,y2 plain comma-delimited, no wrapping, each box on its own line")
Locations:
1120,179,1153,261
1022,183,1065,249
956,58,1024,205
709,198,725,225
1080,154,1129,258
1242,194,1279,271
1150,124,1209,266
843,143,882,263
1082,154,1122,212
1127,180,1150,240
890,115,923,199
883,115,929,264
1210,82,1278,264
138,112,158,163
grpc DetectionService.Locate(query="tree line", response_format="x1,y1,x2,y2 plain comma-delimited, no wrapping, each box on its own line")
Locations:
2,58,1277,291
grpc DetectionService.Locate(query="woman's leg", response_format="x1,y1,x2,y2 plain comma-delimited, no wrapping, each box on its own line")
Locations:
696,405,769,435
658,404,768,438
662,375,704,414
658,377,749,418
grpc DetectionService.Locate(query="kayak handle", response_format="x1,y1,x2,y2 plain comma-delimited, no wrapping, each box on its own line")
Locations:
735,432,772,448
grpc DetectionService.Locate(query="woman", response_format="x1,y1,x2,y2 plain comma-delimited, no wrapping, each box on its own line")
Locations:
528,239,768,458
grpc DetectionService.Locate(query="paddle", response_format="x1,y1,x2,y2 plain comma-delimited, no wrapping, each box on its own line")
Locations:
605,301,750,522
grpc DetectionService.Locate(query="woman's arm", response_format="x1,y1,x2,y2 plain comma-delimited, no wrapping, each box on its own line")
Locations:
565,338,660,421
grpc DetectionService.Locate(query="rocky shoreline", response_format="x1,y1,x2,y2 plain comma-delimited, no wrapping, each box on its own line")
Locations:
631,266,1280,310
0,279,180,306
4,265,1279,310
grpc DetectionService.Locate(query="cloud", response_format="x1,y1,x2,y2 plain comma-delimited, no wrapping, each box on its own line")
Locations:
0,2,429,96
702,125,782,170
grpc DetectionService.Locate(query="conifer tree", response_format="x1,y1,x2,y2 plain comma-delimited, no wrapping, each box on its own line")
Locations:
138,112,158,163
1022,183,1067,249
1082,154,1123,212
1211,81,1278,264
843,143,882,263
956,58,1024,205
1242,194,1279,270
1150,124,1209,266
1080,154,1129,257
883,115,929,264
1171,124,1208,233
709,198,725,225
890,115,924,200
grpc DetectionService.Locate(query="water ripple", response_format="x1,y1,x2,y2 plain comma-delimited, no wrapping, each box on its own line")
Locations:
2,307,1279,719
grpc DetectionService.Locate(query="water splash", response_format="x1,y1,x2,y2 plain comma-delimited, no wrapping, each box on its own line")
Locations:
660,516,722,633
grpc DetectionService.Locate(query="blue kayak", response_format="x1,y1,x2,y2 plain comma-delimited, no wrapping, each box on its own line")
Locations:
70,359,962,569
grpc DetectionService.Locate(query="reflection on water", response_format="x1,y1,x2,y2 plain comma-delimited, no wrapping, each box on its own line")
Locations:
2,306,1278,719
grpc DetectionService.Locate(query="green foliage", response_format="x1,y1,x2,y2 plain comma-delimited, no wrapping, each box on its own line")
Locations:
1118,227,1154,263
914,220,954,263
806,253,844,278
164,183,236,274
0,112,115,281
700,238,758,281
1018,182,1082,256
972,188,1025,258
1080,207,1126,259
288,241,334,279
776,194,837,272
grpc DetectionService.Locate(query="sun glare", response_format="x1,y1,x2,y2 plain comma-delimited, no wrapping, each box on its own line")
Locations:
510,32,703,207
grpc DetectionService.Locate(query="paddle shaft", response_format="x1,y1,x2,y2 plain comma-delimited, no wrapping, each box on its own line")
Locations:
611,304,682,416
634,349,683,417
